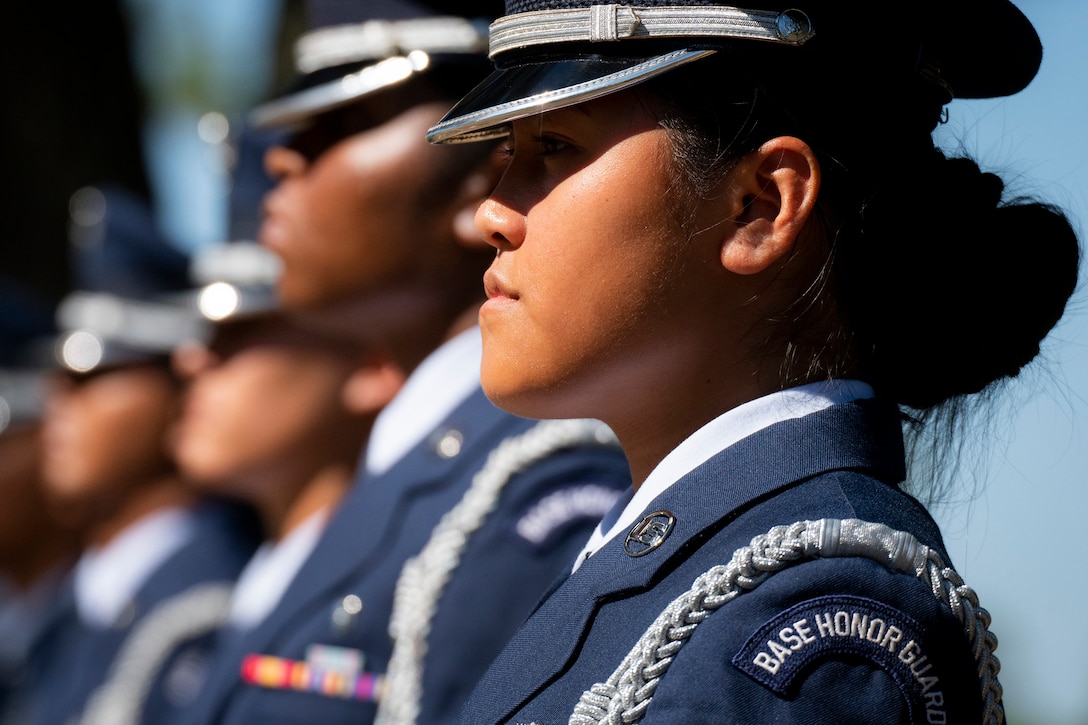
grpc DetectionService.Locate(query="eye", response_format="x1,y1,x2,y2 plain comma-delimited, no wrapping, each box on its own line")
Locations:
535,134,571,156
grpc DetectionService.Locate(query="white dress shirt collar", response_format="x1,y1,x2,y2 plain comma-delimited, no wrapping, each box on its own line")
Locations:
227,507,331,630
74,506,198,627
573,380,874,570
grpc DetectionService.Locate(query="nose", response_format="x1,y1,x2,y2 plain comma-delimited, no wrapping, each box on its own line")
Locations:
264,144,308,182
475,195,526,252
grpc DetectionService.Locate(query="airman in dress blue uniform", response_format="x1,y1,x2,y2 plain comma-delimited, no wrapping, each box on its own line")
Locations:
0,279,84,724
20,186,261,725
425,0,1081,722
170,2,632,724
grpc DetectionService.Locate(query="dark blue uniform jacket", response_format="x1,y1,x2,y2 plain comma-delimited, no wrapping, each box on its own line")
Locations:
458,399,986,724
20,500,259,725
181,388,630,724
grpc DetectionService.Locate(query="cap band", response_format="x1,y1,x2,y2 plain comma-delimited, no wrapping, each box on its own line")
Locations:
489,4,814,57
297,17,489,73
57,292,206,369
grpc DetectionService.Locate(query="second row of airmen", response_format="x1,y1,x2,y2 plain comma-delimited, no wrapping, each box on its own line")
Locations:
1,1,631,723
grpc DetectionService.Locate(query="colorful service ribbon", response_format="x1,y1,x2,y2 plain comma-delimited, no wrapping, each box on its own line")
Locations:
241,653,385,702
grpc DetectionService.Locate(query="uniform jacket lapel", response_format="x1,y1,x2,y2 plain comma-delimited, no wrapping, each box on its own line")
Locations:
252,388,516,644
193,388,527,718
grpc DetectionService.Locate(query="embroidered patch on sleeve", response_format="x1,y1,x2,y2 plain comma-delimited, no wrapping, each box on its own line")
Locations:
514,483,620,547
732,594,947,722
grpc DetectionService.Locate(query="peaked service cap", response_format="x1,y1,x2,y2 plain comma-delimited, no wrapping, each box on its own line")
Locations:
250,0,501,129
427,0,1043,144
56,186,204,374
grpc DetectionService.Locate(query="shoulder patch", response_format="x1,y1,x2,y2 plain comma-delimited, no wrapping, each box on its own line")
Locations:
733,595,948,722
514,483,620,547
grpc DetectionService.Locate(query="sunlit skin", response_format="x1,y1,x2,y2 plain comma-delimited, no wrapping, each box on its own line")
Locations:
260,98,492,369
171,320,398,539
40,365,192,544
474,90,820,487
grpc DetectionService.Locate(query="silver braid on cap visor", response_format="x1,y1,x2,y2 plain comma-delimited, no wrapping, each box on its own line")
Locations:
488,5,815,57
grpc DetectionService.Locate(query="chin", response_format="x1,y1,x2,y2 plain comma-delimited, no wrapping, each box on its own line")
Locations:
275,273,325,310
276,284,309,309
480,376,584,422
180,456,230,487
479,382,530,418
479,361,533,417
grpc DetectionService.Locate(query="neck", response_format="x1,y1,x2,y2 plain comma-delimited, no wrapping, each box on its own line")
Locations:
605,357,777,489
86,475,194,548
268,463,353,541
385,300,483,376
304,292,483,378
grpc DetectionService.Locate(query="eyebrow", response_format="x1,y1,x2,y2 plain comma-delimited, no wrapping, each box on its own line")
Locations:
534,102,594,127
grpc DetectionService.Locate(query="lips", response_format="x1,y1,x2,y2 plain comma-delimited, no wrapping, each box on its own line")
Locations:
258,192,294,255
257,212,289,255
483,269,518,303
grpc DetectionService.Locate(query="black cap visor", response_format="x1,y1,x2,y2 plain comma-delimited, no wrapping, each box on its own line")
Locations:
426,48,713,144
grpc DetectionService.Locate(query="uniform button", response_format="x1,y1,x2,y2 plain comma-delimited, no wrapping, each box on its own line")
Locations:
332,594,363,630
434,428,464,458
342,594,363,615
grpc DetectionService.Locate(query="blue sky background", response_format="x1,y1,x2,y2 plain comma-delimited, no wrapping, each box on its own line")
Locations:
128,1,1087,721
928,2,1088,722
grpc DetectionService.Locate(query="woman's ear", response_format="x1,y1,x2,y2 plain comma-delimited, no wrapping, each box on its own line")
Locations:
341,353,406,416
718,136,820,275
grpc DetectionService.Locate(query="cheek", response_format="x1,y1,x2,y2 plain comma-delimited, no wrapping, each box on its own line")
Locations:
44,388,173,496
257,358,349,443
181,363,284,472
179,357,344,480
177,378,258,478
101,390,175,468
40,406,92,496
280,161,430,307
481,144,686,415
275,176,381,306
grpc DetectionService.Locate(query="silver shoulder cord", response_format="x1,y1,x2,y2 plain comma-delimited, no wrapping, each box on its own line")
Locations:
375,418,621,725
565,518,1003,725
78,582,235,725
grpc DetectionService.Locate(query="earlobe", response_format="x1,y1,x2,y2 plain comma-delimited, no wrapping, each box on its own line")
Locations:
719,136,820,275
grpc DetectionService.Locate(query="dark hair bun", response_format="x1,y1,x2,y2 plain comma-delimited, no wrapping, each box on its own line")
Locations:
839,154,1080,409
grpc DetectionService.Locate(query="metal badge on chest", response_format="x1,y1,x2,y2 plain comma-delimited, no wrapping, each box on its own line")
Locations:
624,511,676,557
